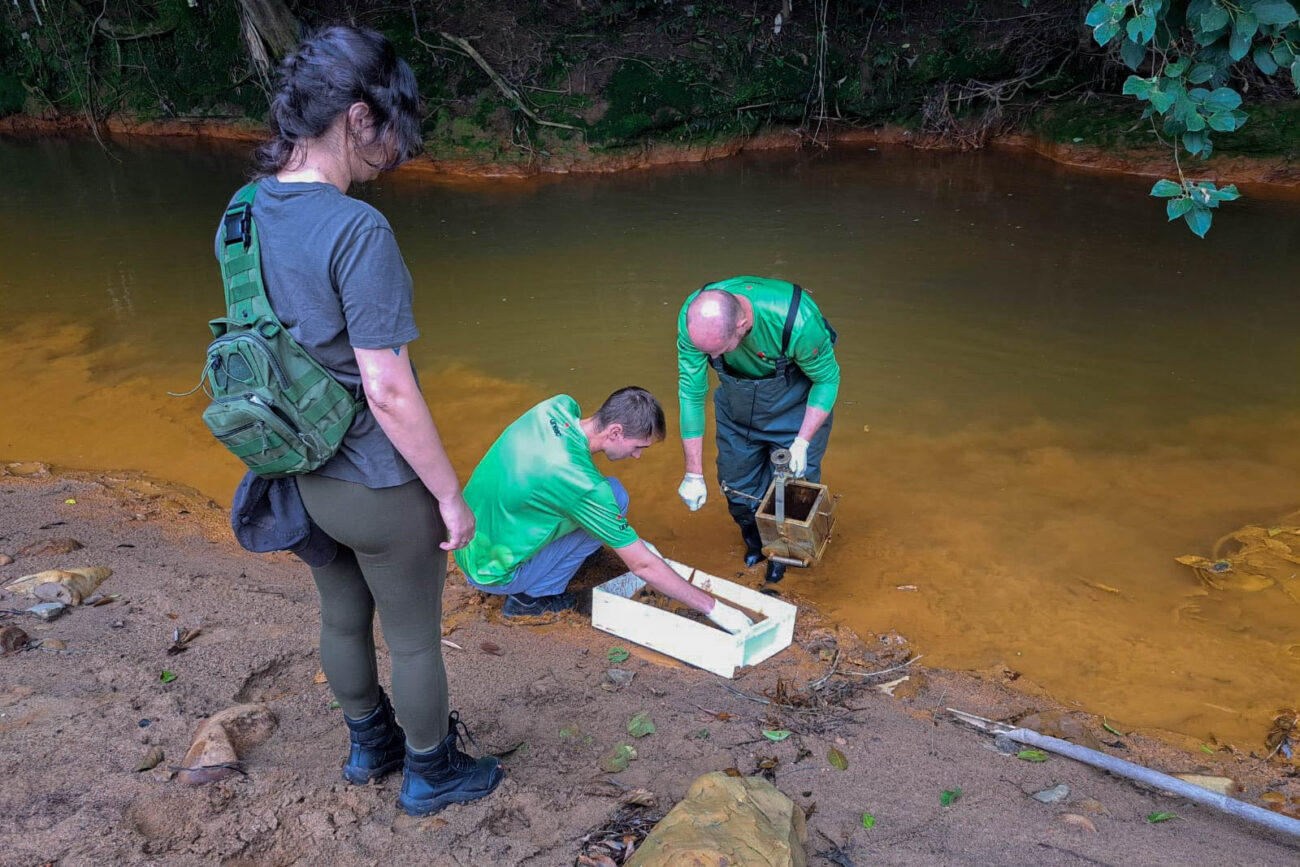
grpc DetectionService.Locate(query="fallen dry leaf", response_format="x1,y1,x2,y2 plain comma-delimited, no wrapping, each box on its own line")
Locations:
134,746,165,772
480,641,504,656
620,788,657,807
313,670,328,684
1061,814,1097,832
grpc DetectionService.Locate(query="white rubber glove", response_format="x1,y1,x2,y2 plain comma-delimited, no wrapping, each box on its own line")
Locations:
707,601,754,634
678,473,707,511
788,437,810,478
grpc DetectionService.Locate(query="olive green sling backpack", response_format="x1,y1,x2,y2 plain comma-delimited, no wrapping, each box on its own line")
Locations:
178,182,363,477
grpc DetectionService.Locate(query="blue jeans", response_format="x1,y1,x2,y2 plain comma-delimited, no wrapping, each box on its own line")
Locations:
469,477,630,598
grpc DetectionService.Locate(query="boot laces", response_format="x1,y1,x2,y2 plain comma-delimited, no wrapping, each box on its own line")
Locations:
447,711,481,771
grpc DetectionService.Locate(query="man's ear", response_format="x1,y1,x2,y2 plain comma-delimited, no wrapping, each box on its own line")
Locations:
604,422,625,441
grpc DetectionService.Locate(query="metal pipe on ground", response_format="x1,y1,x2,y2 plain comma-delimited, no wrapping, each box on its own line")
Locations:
948,708,1300,839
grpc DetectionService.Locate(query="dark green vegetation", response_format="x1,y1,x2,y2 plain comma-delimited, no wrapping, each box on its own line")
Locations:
1083,0,1300,234
2,0,1297,183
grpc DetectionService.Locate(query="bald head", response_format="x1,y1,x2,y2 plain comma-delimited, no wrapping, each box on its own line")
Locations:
687,290,744,356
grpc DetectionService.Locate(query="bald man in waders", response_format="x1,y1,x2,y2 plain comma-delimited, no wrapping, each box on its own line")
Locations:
676,277,840,582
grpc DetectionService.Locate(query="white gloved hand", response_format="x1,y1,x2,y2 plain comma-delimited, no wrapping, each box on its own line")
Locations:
707,601,754,634
678,473,707,511
788,437,810,478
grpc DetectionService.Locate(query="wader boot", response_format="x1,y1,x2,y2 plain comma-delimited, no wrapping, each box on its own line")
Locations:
398,711,504,817
765,560,787,583
342,690,406,784
739,519,766,567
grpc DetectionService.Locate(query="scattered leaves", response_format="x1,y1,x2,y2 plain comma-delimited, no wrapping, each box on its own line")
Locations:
64,498,76,505
1200,744,1215,754
1102,718,1126,737
600,744,638,773
762,729,792,741
479,641,504,656
1146,812,1179,823
627,712,656,738
940,787,962,807
329,700,341,710
828,747,849,771
134,746,164,772
606,646,630,663
1017,749,1049,763
159,670,177,684
313,670,328,684
861,812,876,829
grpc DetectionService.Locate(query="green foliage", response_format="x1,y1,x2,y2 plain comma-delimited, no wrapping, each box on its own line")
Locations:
1085,0,1300,234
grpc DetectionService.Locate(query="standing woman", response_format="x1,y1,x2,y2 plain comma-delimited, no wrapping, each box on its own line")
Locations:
221,26,501,816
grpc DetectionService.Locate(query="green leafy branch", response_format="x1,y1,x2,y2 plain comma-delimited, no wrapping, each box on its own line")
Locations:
1084,0,1300,235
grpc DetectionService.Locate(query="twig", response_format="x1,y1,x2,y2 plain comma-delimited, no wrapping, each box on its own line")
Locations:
439,31,580,132
839,655,922,679
807,648,841,691
719,683,771,705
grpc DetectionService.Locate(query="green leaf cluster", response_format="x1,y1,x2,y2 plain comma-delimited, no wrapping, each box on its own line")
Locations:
1150,178,1240,237
1084,0,1300,234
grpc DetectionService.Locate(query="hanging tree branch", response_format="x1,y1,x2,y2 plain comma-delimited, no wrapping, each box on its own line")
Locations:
438,31,580,132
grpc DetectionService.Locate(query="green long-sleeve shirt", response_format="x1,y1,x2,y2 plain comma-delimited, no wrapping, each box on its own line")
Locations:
677,276,840,440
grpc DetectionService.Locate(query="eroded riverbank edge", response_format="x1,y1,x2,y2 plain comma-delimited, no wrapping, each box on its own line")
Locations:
4,114,1300,194
1,459,1297,864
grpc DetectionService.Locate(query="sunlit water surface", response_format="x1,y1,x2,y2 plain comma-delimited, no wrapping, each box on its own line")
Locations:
3,137,1298,749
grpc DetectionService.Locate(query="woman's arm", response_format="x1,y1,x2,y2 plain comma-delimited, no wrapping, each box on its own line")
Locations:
354,345,474,550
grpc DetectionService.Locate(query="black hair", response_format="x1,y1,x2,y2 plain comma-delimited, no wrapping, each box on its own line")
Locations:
594,387,667,442
253,25,422,177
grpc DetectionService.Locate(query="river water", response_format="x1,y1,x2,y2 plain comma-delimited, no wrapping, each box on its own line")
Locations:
2,137,1298,749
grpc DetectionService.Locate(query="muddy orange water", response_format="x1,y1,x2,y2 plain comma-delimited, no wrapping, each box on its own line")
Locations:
3,137,1298,750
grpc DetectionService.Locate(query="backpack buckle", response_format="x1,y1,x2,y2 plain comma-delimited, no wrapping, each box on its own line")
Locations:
222,204,252,250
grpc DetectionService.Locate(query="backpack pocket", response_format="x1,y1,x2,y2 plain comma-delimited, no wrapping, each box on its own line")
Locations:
203,392,312,477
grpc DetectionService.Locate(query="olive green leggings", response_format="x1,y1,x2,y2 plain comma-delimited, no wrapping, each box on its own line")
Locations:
296,474,449,750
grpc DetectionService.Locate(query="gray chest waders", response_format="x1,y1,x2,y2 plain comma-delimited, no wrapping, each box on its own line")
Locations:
711,285,836,527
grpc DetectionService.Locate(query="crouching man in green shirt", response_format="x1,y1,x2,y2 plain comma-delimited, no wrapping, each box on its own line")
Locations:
454,387,754,633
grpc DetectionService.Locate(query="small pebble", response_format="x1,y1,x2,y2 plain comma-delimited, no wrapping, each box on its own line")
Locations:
40,638,66,651
1032,784,1070,804
112,620,125,629
27,602,67,622
0,553,13,566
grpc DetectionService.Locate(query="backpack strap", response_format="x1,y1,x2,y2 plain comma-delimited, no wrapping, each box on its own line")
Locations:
219,182,275,325
779,284,804,357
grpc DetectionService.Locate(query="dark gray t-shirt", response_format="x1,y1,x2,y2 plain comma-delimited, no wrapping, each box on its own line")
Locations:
214,177,419,488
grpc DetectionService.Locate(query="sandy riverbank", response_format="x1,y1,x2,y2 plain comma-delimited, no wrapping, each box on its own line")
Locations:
1,460,1297,865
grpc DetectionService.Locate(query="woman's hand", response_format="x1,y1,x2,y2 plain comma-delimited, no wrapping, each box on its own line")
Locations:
439,492,476,551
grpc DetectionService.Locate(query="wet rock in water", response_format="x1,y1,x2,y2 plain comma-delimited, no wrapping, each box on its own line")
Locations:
16,538,84,557
177,703,278,786
0,553,13,566
627,771,807,867
1,624,30,653
27,602,67,622
1031,784,1070,804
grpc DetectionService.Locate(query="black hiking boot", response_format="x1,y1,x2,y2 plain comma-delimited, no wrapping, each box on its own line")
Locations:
764,560,787,583
739,520,766,568
397,712,504,817
342,690,406,784
502,591,577,618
